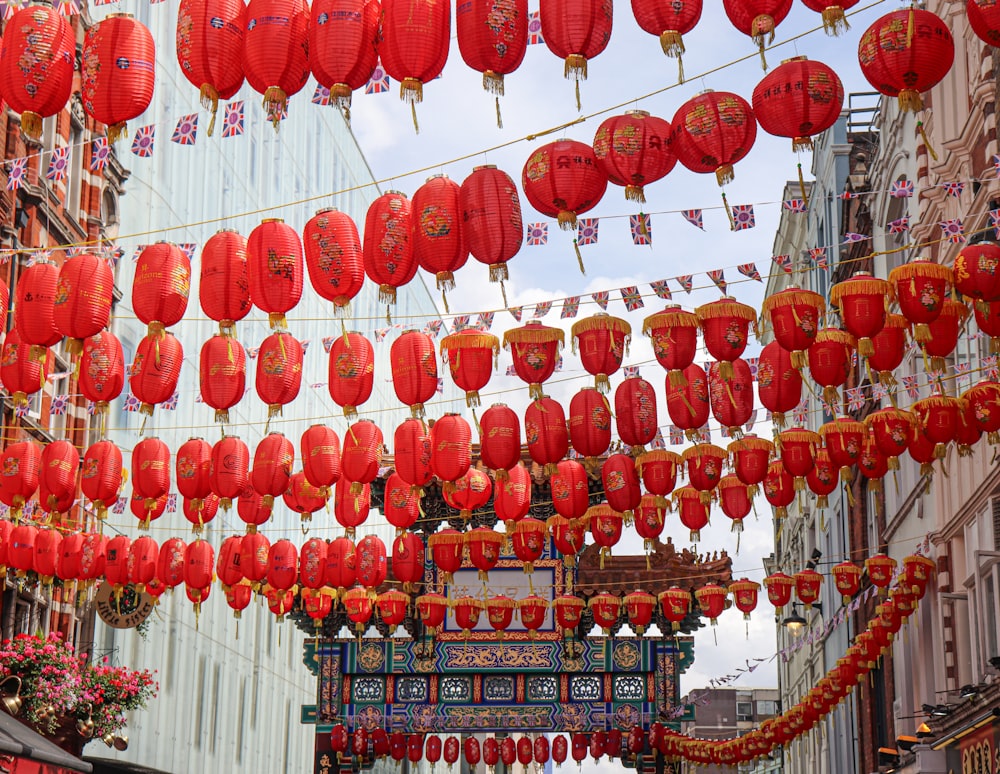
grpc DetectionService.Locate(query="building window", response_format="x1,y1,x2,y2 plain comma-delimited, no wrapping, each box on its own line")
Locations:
963,505,1000,681
756,700,778,716
736,701,753,721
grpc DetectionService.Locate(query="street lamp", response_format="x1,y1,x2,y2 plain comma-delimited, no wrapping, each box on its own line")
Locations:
782,604,808,636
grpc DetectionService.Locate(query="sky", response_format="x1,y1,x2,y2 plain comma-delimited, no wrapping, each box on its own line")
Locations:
330,0,892,702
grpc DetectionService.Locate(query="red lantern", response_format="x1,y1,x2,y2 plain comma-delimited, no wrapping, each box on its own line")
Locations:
760,286,825,368
553,595,585,635
589,503,623,560
963,381,1000,444
593,111,676,202
394,418,434,495
132,437,170,516
908,422,939,479
829,272,890,358
383,473,419,535
417,592,449,633
14,260,61,351
82,14,156,141
752,57,843,150
807,328,855,406
377,590,410,634
615,376,658,451
247,218,303,329
859,435,889,492
33,528,63,584
443,468,493,521
674,486,709,542
334,477,371,536
728,435,773,489
478,404,521,477
637,450,680,503
522,139,608,240
718,474,752,532
631,0,701,79
380,0,450,126
308,0,378,116
390,330,438,418
777,427,818,487
572,313,631,392
81,441,122,520
709,358,754,434
722,0,792,66
453,596,484,636
392,530,425,591
459,165,523,289
102,534,131,589
511,517,546,572
430,414,472,483
729,579,759,620
343,587,374,633
303,208,366,313
590,592,622,633
342,419,383,491
902,554,936,597
328,332,375,419
634,493,665,551
974,299,1000,352
624,590,656,635
198,336,246,425
302,587,334,629
440,329,499,408
79,331,125,417
199,230,251,335
666,363,710,437
183,539,215,591
794,568,823,608
865,407,915,470
923,299,968,373
695,583,727,625
858,9,954,112
831,561,862,604
764,572,794,610
643,305,699,385
569,388,612,463
391,733,408,763
464,738,481,767
456,0,527,120
445,737,461,768
800,0,857,33
518,595,548,637
210,435,249,511
485,595,516,641
38,440,79,516
53,254,115,353
888,258,953,343
301,425,342,495
176,437,212,508
805,448,838,509
550,459,591,520
133,243,191,337
682,444,726,501
547,514,587,567
763,460,795,519
428,530,465,584
914,394,963,458
659,588,691,631
0,328,49,406
695,298,757,376
363,191,417,305
252,432,295,505
866,313,908,387
412,175,468,305
954,242,1000,303
494,463,531,524
503,321,565,399
671,91,757,185
325,536,357,591
243,0,310,123
539,0,613,106
526,396,569,475
130,331,184,417
283,472,328,525
602,453,641,517
571,735,588,765
297,537,327,590
466,527,504,581
820,416,866,484
866,554,896,591
55,532,84,583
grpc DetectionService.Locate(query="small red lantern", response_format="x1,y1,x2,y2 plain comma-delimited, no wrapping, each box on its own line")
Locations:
211,435,250,511
443,468,493,521
334,478,371,537
456,0,527,123
634,493,666,552
342,419,383,492
54,254,115,354
416,592,449,634
643,305,699,386
251,432,295,507
430,414,472,483
913,394,963,458
729,579,760,620
868,313,908,386
539,0,613,107
14,260,61,351
601,453,641,517
392,530,425,592
526,396,569,475
459,165,523,291
807,328,856,406
829,272,890,358
615,376,658,451
760,286,825,368
590,592,622,634
364,191,418,305
888,258,953,343
304,208,366,313
466,527,504,581
503,320,565,399
301,424,342,495
132,437,170,518
866,554,896,591
377,590,410,634
0,328,49,406
752,57,844,150
522,139,608,239
794,568,823,608
176,437,212,510
247,218,303,330
865,407,915,469
624,590,657,635
240,533,271,587
666,362,710,438
390,330,438,418
428,530,465,584
494,463,532,524
671,91,757,185
464,738,481,767
722,0,792,67
343,587,374,634
80,331,125,417
550,459,591,521
82,14,156,142
974,299,1000,352
954,242,1000,304
695,298,757,376
266,538,299,591
299,538,327,590
308,0,378,117
553,595,585,635
394,419,434,496
412,175,469,307
659,588,691,631
805,448,838,509
718,474,752,533
728,435,773,490
547,514,587,567
384,473,420,535
130,331,184,417
632,0,701,79
963,381,1000,444
38,440,78,517
440,329,499,408
681,444,727,503
283,472,328,526
199,229,251,336
636,450,680,505
243,0,310,124
674,486,709,543
763,460,795,519
858,9,955,112
777,427,819,487
571,313,631,392
380,0,450,129
82,441,123,520
593,111,676,202
820,416,866,484
923,299,968,373
859,435,889,492
324,536,356,592
478,404,522,477
133,243,191,337
588,503,623,562
511,517,546,572
763,572,794,610
695,583,727,625
519,595,549,637
184,539,215,591
453,596,484,637
831,561,862,604
485,595,516,641
709,358,754,434
328,332,375,419
568,387,612,464
200,335,246,423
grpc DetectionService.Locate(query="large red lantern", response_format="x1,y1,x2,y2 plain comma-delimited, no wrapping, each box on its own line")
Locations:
184,539,215,591
199,230,251,335
695,583,727,625
539,0,613,107
763,572,794,610
923,299,968,373
478,404,521,476
456,0,527,121
763,460,795,519
888,258,953,343
428,530,465,583
637,450,680,504
631,0,702,80
247,219,303,330
494,462,531,524
0,441,40,518
440,329,499,408
342,419,383,492
666,362,710,438
695,298,757,375
81,14,156,142
38,441,77,516
568,388,611,463
866,407,915,469
299,538,327,590
463,738,481,767
671,91,757,185
177,0,246,134
251,432,294,506
391,330,438,418
718,474,752,533
308,0,379,116
430,414,472,483
357,535,388,589
417,592,449,633
328,332,375,419
394,419,434,495
325,536,356,591
820,416,866,484
590,592,622,634
511,517,546,572
460,165,523,291
522,140,608,240
266,538,298,591
80,331,125,417
504,321,565,399
550,459,591,522
806,448,839,509
659,587,691,631
858,9,954,112
412,175,469,306
807,328,855,406
829,272,890,358
380,0,450,128
132,437,171,517
133,243,191,337
14,261,61,351
176,437,212,510
954,242,1000,304
760,286,825,368
53,254,115,354
304,208,366,313
301,424,342,495
777,427,819,487
211,435,250,510
363,191,417,305
615,376,658,451
643,305,698,385
709,359,754,434
391,530,424,591
82,441,123,520
752,57,844,150
722,0,792,67
913,394,963,458
443,468,493,521
200,334,246,423
130,331,184,417
593,111,676,202
756,341,802,428
674,486,709,542
571,313,631,392
526,396,569,474
243,0,310,123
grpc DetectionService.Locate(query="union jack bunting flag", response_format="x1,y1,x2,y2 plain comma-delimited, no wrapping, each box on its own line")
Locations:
576,218,599,246
301,340,311,354
630,213,652,245
162,392,179,410
720,425,731,438
222,101,245,138
620,286,644,311
668,425,684,445
792,399,809,424
889,217,910,234
591,291,609,310
425,319,444,337
312,85,331,105
954,361,972,384
561,296,580,318
809,247,828,269
692,427,711,444
365,63,390,94
171,114,199,145
374,328,389,342
890,180,914,198
246,346,259,359
266,100,289,124
505,364,517,376
527,11,544,44
990,209,1000,239
870,382,889,402
179,243,197,261
738,263,762,282
782,199,807,213
310,382,327,390
939,219,966,244
46,147,69,182
650,280,672,300
983,355,999,379
131,245,146,263
993,155,1000,175
846,387,865,412
532,301,552,318
90,137,110,171
745,357,759,379
6,157,27,191
56,0,80,13
650,429,666,449
477,312,495,330
731,204,755,231
553,355,563,373
436,377,444,395
131,125,155,157
681,209,704,230
675,275,693,293
123,393,142,412
744,410,756,432
623,365,640,378
941,181,965,197
112,496,127,515
902,374,920,399
772,254,793,273
166,493,177,513
508,306,523,321
526,223,548,245
707,269,727,294
27,250,48,266
452,314,471,330
839,191,859,200
50,394,69,415
843,232,869,243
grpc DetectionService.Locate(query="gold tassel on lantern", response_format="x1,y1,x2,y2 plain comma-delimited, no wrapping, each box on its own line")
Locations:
750,14,775,69
916,120,938,160
400,78,423,133
331,84,353,122
563,55,588,111
200,84,220,136
573,238,586,275
821,6,850,35
106,122,128,145
263,87,288,131
659,31,686,83
715,164,735,187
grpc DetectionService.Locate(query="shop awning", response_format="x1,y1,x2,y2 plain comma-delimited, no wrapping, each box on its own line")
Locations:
0,711,93,773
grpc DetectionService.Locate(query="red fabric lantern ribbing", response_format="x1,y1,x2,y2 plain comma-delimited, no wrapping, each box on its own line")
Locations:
756,341,802,428
304,208,366,314
550,459,591,521
671,91,757,185
363,191,417,305
478,403,521,476
0,327,49,406
133,242,191,336
666,362,710,438
39,440,78,516
379,0,450,128
394,418,433,495
829,272,890,358
176,437,212,511
342,419,383,491
494,462,532,524
15,260,61,349
390,330,438,418
384,473,420,535
729,579,760,620
200,229,251,335
969,0,1000,46
428,529,464,583
760,286,825,369
631,0,701,80
247,218,303,330
858,9,954,112
334,478,371,537
392,531,424,591
800,0,858,34
888,258,953,343
589,592,622,633
763,572,794,610
503,321,565,399
412,174,468,306
0,6,75,139
924,299,968,373
243,0,310,125
718,474,752,532
460,165,523,290
177,0,246,134
752,57,844,151
430,413,472,483
456,0,527,123
82,440,122,520
709,359,754,434
807,328,855,406
954,242,1000,303
637,450,680,503
443,468,493,521
728,434,773,489
593,111,676,203
211,435,250,510
539,0,613,106
820,416,865,484
328,332,375,419
252,432,294,506
308,0,379,116
440,329,499,408
695,584,727,625
255,332,303,420
200,334,246,423
53,254,114,354
301,424,341,494
643,305,699,385
695,297,757,375
615,376,658,451
526,396,569,474
130,331,183,417
602,453,641,517
805,448,838,509
763,460,795,519
722,0,792,67
568,387,612,463
80,331,125,417
522,140,608,247
571,313,631,392
81,14,156,142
